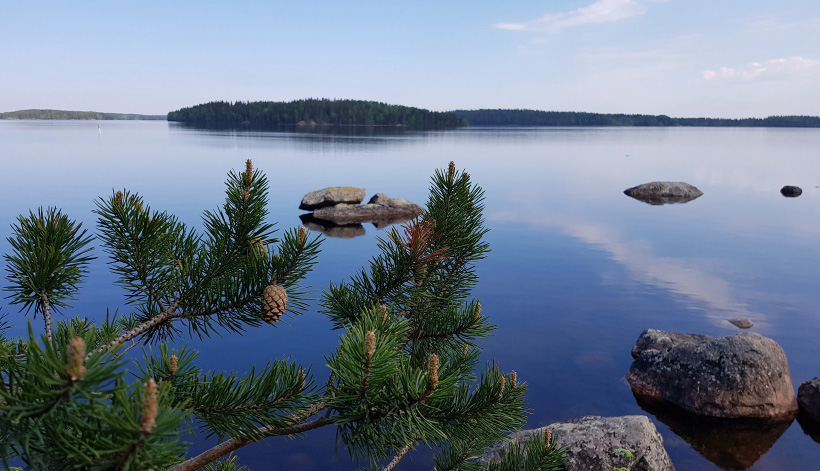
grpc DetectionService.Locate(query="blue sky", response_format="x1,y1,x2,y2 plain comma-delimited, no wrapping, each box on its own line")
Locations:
1,0,819,118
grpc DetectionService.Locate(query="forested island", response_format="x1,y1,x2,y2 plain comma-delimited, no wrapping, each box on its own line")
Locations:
452,109,820,128
0,109,165,120
167,99,468,129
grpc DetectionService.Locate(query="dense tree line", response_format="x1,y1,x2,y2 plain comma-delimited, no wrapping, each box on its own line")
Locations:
452,109,820,128
0,109,165,120
168,99,468,129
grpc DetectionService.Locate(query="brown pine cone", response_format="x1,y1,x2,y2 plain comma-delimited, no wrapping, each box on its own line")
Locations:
261,284,287,324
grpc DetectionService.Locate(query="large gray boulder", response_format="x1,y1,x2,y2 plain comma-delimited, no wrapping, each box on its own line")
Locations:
483,415,674,471
624,182,703,205
798,377,820,423
626,329,798,419
299,186,365,210
311,193,423,223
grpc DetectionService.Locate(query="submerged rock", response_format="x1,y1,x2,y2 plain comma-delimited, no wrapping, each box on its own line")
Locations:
780,185,802,197
299,187,365,210
483,416,674,471
798,378,820,423
624,181,703,205
626,329,798,419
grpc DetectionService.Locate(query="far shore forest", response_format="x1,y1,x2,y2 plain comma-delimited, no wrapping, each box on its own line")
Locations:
3,99,820,128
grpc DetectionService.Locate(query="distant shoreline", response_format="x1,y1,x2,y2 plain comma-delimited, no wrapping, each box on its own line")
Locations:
4,103,820,128
0,109,166,121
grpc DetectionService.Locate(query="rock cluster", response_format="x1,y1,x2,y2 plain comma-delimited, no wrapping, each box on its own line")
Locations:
299,187,423,227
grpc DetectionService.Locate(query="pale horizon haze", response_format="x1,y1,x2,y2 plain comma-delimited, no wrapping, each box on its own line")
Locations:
1,0,819,119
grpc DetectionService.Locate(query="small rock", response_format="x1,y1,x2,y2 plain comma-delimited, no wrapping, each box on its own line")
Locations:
780,185,802,197
626,329,798,419
299,187,365,210
624,182,703,205
798,378,820,423
482,416,674,471
728,318,754,329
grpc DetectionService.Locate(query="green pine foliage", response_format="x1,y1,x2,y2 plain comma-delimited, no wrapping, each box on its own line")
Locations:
167,99,468,129
0,161,564,471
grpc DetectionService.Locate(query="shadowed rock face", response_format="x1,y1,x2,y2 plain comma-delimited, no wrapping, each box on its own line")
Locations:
635,394,792,470
780,185,802,197
482,416,674,471
798,378,820,423
624,182,703,205
626,329,798,419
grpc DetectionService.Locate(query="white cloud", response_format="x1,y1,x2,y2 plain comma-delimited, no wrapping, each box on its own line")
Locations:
703,56,820,81
494,0,649,33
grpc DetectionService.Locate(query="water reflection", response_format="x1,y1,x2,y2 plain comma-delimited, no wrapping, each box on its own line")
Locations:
797,412,820,445
636,395,793,470
624,192,703,206
300,214,366,238
299,214,416,238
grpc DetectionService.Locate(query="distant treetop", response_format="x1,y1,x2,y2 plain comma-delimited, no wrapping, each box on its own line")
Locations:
167,99,468,129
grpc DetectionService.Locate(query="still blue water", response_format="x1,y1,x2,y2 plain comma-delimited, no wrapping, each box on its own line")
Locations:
2,121,820,470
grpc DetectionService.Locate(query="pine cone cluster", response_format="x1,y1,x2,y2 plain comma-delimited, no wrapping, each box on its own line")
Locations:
261,284,287,324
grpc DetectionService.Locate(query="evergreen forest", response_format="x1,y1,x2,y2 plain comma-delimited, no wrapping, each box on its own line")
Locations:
452,109,820,128
167,99,468,129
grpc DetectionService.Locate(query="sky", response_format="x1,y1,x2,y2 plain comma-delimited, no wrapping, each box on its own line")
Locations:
1,0,819,118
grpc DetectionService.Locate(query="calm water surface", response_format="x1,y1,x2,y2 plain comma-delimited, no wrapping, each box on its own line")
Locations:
2,121,820,470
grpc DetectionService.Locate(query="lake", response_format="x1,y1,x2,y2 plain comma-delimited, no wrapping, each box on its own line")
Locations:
2,120,820,470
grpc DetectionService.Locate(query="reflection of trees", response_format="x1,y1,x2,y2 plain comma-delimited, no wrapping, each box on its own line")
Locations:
635,394,793,470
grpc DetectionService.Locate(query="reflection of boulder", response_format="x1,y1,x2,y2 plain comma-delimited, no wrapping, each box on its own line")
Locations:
299,187,366,210
797,411,820,444
311,193,423,224
624,181,703,205
626,329,798,419
780,185,802,197
299,215,365,239
482,416,674,471
635,394,792,470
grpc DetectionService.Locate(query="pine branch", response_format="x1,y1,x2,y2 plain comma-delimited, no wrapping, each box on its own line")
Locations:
169,401,329,471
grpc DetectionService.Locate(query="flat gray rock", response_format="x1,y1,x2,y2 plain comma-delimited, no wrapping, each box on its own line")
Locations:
483,415,674,471
311,194,423,223
299,186,365,210
624,182,703,205
626,329,798,419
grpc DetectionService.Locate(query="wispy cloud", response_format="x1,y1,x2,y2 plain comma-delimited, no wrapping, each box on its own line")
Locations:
494,0,657,33
703,56,820,81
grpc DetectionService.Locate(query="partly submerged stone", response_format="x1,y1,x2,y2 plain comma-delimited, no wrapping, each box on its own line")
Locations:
626,329,798,419
311,194,423,224
299,186,365,210
780,185,803,197
482,415,674,471
728,318,754,329
624,181,703,205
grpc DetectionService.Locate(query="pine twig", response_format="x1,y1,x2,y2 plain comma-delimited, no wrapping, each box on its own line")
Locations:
382,439,416,471
168,401,328,471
